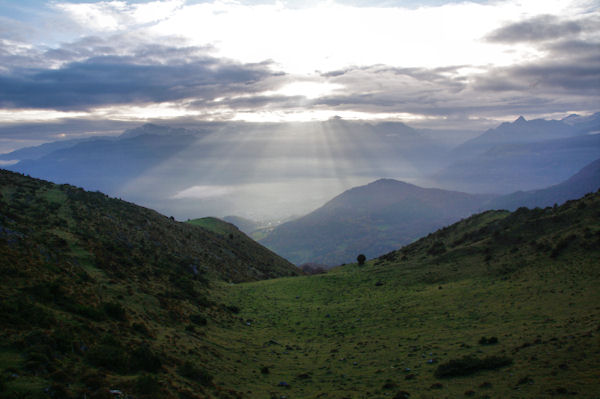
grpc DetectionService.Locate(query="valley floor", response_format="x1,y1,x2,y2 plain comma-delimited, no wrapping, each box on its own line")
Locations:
206,257,600,398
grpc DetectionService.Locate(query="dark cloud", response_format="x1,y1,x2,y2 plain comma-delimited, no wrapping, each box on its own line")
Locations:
485,15,597,43
0,37,285,110
311,42,600,123
476,36,600,95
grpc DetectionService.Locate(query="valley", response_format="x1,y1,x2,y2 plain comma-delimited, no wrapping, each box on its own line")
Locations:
1,2,600,398
209,195,600,398
1,170,599,398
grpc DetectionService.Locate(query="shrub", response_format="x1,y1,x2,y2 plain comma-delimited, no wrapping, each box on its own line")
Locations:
356,254,366,265
130,345,162,373
71,304,106,321
132,322,150,336
428,241,447,256
550,234,577,258
190,314,207,326
177,361,213,386
136,374,161,398
103,302,126,321
0,298,55,328
434,355,512,378
226,305,240,314
478,336,498,345
86,344,129,374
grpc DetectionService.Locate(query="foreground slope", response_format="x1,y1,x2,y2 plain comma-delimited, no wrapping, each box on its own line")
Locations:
213,191,600,398
260,179,493,266
0,170,298,399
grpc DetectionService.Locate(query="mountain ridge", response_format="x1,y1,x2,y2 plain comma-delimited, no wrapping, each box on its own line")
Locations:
259,178,494,266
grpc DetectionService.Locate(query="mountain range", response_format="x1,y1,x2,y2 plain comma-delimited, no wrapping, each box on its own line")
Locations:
431,114,600,193
257,158,600,266
4,113,597,220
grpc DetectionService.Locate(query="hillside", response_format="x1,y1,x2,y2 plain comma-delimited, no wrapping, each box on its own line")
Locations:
488,158,600,211
260,179,493,266
1,170,598,398
212,190,600,398
0,170,298,399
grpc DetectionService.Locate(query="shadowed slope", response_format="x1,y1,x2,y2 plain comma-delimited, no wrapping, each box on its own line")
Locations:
488,158,600,211
260,179,493,265
0,169,298,398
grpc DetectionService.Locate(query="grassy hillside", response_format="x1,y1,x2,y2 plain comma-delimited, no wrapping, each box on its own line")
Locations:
211,191,600,398
1,169,598,398
0,170,299,399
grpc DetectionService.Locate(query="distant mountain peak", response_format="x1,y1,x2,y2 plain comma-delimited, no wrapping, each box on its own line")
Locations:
120,123,194,139
515,116,527,123
371,178,404,185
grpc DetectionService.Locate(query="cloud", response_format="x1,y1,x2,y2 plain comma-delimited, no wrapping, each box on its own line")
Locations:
311,45,600,123
486,15,582,43
171,185,236,200
54,0,185,32
0,38,284,110
0,0,598,130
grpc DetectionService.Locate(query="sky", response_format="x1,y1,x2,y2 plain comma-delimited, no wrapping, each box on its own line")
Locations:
0,0,598,152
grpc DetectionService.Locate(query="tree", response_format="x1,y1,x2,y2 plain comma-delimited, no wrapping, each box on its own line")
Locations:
357,254,366,266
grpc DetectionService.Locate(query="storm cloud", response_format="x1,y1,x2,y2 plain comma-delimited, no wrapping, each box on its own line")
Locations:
0,0,598,141
0,40,284,110
485,15,587,43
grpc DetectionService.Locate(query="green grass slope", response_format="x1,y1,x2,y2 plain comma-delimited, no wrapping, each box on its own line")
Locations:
1,168,599,398
0,169,299,399
209,191,600,398
187,217,241,236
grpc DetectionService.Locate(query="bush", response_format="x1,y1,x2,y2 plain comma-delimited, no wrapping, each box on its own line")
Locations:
434,355,512,378
130,345,162,373
190,314,207,326
103,302,126,321
0,297,55,328
177,361,213,386
428,241,447,256
136,374,161,398
70,304,106,321
550,234,577,258
226,305,240,314
478,336,498,345
132,322,150,335
357,254,366,266
86,344,129,374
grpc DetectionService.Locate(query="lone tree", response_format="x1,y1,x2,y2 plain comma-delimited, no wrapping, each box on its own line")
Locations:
357,254,366,266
